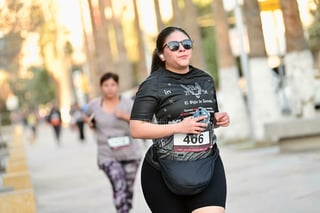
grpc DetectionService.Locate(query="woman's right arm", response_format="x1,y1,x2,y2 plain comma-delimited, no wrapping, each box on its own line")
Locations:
130,116,208,139
83,101,95,129
130,80,207,139
130,120,179,139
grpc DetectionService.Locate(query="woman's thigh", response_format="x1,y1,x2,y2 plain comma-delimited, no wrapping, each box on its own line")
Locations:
187,156,227,212
140,159,187,213
192,206,225,213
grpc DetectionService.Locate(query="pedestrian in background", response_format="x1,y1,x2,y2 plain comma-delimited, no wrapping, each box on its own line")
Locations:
70,102,86,141
130,26,230,213
84,72,142,213
47,104,62,144
26,108,39,142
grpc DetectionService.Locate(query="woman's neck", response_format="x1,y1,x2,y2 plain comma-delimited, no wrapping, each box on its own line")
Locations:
101,96,119,112
165,65,189,74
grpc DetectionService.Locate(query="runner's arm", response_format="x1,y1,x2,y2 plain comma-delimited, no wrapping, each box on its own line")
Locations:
130,116,208,139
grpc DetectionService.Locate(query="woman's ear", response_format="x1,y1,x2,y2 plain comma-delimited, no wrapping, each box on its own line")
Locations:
159,54,165,61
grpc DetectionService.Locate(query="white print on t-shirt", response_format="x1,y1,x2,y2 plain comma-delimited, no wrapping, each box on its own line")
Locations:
184,98,213,106
180,82,208,98
163,89,172,95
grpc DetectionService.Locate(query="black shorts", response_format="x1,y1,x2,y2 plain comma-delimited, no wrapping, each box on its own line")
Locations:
141,156,227,213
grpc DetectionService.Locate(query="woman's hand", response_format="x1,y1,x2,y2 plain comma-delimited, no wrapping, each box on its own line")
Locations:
214,112,230,127
87,120,95,129
83,115,96,129
178,116,208,134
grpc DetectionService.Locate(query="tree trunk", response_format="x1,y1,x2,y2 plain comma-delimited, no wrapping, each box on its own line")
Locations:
87,0,112,95
280,0,308,52
243,0,266,57
133,0,148,82
108,0,133,91
154,0,164,32
40,1,73,123
212,0,250,142
79,0,98,98
182,0,206,69
242,0,280,142
171,0,184,26
280,0,315,117
0,33,23,74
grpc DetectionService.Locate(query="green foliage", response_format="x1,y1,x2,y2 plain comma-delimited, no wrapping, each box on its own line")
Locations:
201,26,218,85
0,1,45,35
308,4,320,52
39,19,59,59
0,0,46,111
194,0,219,85
64,41,74,56
193,0,212,7
0,33,23,72
0,0,45,72
29,4,45,31
12,67,55,110
0,109,11,125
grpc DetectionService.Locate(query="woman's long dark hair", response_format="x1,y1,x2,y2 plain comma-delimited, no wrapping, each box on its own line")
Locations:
150,26,191,73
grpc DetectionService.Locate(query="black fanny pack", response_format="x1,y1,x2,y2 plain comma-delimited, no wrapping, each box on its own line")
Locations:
158,148,219,196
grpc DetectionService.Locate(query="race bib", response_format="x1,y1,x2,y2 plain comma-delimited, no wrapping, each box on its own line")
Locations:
173,131,211,152
107,136,131,149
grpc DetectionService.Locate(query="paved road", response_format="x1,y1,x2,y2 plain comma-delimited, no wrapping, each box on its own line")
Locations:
24,124,320,213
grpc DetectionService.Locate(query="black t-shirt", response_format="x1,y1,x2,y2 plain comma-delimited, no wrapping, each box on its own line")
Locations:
131,66,219,167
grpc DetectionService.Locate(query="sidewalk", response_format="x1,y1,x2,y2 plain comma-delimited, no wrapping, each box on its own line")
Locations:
24,124,320,213
24,123,149,213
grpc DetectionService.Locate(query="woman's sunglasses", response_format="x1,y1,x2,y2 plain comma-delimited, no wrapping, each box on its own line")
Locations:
162,39,193,52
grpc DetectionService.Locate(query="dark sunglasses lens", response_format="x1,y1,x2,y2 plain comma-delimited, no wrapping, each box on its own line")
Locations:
181,40,193,49
167,41,180,51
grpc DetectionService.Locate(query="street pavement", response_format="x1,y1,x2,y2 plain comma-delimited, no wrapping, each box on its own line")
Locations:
23,123,320,213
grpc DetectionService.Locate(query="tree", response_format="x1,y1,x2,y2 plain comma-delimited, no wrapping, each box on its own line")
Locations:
87,0,114,96
195,2,218,81
181,0,207,69
107,0,133,91
171,0,184,26
308,1,320,69
0,33,23,74
14,67,55,110
133,0,148,82
154,0,164,32
242,0,280,141
0,1,43,73
39,1,73,119
212,0,250,142
0,1,45,110
280,0,315,117
78,0,98,98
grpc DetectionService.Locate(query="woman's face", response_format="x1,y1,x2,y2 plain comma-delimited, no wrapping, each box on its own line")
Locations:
100,78,118,99
161,30,193,72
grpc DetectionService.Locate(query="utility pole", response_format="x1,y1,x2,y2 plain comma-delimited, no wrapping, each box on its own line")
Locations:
234,0,256,141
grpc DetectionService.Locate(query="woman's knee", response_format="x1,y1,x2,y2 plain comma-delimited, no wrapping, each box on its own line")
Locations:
192,206,225,213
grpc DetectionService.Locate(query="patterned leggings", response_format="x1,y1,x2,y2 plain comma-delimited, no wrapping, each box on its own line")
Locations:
102,160,140,213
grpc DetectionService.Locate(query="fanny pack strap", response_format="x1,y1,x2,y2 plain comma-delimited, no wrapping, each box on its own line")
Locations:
154,142,219,162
